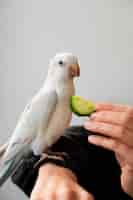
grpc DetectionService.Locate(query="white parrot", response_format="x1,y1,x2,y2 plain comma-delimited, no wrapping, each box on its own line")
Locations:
0,53,80,186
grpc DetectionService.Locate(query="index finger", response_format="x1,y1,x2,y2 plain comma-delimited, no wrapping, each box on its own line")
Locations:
95,103,132,113
76,185,94,200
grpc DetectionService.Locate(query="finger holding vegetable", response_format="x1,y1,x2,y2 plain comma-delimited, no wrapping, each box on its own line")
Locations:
84,102,133,197
70,96,133,196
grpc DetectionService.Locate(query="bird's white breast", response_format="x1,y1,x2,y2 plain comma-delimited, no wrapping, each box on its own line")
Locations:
45,98,72,146
32,81,75,155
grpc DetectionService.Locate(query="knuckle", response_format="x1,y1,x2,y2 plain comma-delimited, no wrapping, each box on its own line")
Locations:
80,190,94,200
57,186,77,199
57,187,70,197
111,140,120,151
67,190,77,198
118,126,125,138
45,192,56,199
122,110,131,125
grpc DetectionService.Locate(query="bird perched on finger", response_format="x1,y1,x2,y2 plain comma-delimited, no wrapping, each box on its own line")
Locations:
0,53,80,186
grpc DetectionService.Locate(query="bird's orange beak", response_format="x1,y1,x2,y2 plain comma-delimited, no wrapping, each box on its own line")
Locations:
69,64,80,77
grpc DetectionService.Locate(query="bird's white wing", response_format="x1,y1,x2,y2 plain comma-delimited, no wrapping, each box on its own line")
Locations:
0,90,58,186
2,90,58,163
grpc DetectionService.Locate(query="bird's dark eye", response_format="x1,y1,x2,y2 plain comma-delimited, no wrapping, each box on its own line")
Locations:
58,60,64,65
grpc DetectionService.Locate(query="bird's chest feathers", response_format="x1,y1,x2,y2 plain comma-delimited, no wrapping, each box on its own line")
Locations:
32,82,75,154
56,84,74,115
56,80,75,98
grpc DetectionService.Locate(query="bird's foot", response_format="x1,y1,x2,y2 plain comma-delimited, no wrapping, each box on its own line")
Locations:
45,149,68,158
34,151,67,168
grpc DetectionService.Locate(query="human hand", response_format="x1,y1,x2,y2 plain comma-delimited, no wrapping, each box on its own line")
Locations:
84,103,133,197
30,163,94,200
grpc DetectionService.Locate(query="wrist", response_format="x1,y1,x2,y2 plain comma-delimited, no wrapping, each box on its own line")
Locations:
39,163,78,183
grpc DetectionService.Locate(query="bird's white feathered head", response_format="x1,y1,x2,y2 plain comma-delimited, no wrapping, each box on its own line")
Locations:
48,53,80,82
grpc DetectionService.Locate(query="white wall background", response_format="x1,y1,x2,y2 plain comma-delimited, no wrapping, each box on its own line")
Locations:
0,0,133,199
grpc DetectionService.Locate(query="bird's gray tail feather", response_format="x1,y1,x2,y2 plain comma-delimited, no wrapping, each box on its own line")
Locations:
0,156,22,187
0,145,30,187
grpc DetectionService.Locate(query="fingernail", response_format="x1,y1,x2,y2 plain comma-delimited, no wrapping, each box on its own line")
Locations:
88,135,97,143
90,113,97,120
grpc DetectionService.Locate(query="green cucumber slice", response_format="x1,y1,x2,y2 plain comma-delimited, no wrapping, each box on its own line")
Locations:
70,96,96,116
